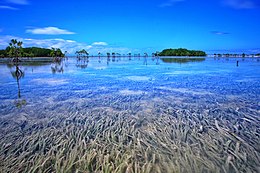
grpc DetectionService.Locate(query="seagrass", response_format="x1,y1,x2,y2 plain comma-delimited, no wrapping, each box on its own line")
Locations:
0,94,259,173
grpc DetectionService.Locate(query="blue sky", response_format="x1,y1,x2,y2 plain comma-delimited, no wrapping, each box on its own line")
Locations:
0,0,260,55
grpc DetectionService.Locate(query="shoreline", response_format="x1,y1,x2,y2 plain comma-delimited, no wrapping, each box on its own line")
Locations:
0,56,259,64
0,57,54,64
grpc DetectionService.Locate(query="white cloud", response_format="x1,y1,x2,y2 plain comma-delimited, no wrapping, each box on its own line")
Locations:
159,0,185,7
5,0,29,5
0,5,18,10
211,31,230,35
66,40,76,43
222,0,259,9
26,27,75,35
0,35,134,55
0,35,85,53
92,42,108,46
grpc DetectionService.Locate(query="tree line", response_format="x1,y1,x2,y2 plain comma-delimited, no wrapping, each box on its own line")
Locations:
158,48,206,56
0,40,65,58
213,53,260,58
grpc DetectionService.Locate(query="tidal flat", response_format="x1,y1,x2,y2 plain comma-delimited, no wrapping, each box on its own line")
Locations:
0,57,259,173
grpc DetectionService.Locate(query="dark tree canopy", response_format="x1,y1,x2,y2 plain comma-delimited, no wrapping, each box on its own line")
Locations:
0,49,6,58
158,48,206,57
0,47,65,58
23,47,52,57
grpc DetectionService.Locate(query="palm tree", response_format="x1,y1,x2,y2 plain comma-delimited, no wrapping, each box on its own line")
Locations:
128,52,132,60
11,66,24,98
75,51,79,58
76,49,89,60
11,39,17,45
7,39,23,63
64,51,68,59
98,52,101,62
107,52,110,58
5,39,25,101
112,52,115,58
143,53,148,65
79,49,88,58
56,48,62,57
50,48,63,62
50,48,57,59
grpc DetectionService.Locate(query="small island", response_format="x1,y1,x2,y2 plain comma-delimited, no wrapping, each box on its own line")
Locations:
0,46,64,58
158,48,206,56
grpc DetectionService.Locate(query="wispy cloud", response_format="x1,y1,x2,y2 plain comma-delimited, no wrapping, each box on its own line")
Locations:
0,35,86,54
159,0,185,7
5,0,29,5
26,27,75,35
211,31,230,35
92,42,108,46
0,5,18,10
0,35,133,55
222,0,259,9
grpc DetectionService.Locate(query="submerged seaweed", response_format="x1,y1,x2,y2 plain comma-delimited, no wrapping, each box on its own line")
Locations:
0,57,259,173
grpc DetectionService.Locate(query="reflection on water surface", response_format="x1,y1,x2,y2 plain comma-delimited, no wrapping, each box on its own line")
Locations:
161,57,205,63
0,57,259,172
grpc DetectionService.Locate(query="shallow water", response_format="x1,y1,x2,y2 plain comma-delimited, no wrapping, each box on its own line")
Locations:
0,57,259,172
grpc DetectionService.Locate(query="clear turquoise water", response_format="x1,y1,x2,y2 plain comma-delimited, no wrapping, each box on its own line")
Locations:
0,57,259,172
0,57,259,112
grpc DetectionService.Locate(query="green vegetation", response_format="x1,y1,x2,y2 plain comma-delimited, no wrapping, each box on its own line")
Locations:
0,40,65,58
112,52,116,58
50,48,64,62
6,39,23,62
159,48,206,57
75,49,89,58
0,49,8,58
107,52,111,58
161,57,205,64
1,47,65,58
214,53,260,57
23,47,57,57
75,49,89,68
5,39,25,101
0,97,259,172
